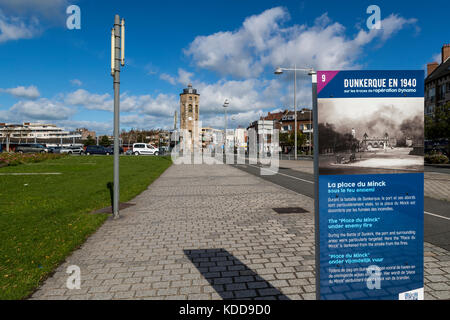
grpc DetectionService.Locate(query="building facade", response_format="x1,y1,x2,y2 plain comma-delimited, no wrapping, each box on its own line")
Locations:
264,109,312,133
0,122,81,142
247,119,275,154
76,128,96,140
263,108,313,150
425,44,450,116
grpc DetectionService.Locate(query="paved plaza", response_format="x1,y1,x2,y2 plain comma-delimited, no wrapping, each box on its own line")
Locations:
31,163,450,300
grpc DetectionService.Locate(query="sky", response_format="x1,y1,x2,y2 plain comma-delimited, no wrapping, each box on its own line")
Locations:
0,0,447,134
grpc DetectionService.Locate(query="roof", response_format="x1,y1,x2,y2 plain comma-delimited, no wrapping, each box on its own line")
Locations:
263,109,312,122
426,57,450,83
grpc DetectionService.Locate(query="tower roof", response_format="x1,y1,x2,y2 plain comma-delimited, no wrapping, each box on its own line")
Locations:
180,83,199,95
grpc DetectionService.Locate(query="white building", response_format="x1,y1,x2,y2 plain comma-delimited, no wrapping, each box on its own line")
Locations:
0,122,81,141
234,128,247,149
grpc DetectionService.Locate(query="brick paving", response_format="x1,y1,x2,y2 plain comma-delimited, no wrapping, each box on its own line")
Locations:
424,172,450,202
31,163,450,300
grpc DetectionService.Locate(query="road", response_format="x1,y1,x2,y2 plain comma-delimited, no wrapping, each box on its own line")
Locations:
232,161,450,251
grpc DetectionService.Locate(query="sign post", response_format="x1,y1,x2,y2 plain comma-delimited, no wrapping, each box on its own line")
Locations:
315,70,424,300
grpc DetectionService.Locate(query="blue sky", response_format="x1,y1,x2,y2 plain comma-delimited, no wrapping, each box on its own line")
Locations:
0,0,447,134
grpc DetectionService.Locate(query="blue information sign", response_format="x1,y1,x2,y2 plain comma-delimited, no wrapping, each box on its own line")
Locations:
316,70,424,300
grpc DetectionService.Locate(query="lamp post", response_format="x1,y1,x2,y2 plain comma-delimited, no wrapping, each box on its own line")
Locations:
275,65,315,160
223,99,229,152
301,109,312,155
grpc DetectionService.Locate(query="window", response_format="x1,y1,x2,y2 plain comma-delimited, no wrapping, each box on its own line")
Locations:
438,85,446,100
429,87,435,102
447,82,450,93
188,105,193,113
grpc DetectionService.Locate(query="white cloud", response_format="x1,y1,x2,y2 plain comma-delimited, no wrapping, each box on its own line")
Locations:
0,85,40,99
0,0,72,44
196,79,274,114
177,68,193,85
159,73,176,85
9,98,75,120
353,14,417,46
0,10,39,43
138,93,178,117
65,89,112,111
432,52,441,64
160,68,194,86
0,0,69,23
55,119,113,135
185,8,418,77
70,79,82,86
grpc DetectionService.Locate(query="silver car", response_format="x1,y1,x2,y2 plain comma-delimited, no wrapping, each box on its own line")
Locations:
60,146,85,155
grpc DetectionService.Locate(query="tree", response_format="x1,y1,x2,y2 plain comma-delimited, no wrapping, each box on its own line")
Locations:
84,135,96,147
279,131,306,153
425,102,450,141
99,135,111,147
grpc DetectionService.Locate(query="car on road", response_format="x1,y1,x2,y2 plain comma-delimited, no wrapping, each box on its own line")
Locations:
132,143,159,156
60,146,85,155
85,145,113,155
16,144,48,154
125,149,133,155
109,145,124,154
48,146,62,154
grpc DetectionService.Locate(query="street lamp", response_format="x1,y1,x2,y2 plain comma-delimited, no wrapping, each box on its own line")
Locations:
223,99,229,151
301,109,312,155
274,65,314,160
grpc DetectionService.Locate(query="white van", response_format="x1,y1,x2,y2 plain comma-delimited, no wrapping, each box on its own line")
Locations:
132,143,159,156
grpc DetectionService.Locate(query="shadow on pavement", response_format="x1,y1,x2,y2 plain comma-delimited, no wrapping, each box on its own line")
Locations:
184,248,289,300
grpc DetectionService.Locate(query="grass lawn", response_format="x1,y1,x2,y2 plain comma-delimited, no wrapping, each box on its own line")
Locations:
0,155,172,299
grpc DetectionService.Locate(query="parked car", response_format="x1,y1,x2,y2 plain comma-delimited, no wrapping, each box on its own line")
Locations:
132,143,159,156
125,149,133,155
109,145,124,154
85,145,113,155
60,146,85,155
48,146,62,154
16,144,48,154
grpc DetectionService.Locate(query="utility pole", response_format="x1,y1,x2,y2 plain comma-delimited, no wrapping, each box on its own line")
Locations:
111,14,125,219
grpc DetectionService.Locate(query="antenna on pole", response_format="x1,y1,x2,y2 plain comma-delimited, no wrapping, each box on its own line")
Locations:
110,28,115,76
174,111,178,130
121,19,125,66
111,14,125,220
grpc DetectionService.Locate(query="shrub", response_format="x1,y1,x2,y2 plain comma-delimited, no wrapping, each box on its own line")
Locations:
0,152,67,166
425,153,449,164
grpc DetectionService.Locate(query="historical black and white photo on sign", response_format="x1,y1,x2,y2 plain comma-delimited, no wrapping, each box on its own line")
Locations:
318,98,424,175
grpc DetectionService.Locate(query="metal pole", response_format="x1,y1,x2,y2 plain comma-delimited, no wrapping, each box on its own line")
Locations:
309,109,312,155
294,64,297,160
311,70,319,300
113,14,121,219
224,106,227,153
262,120,264,159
